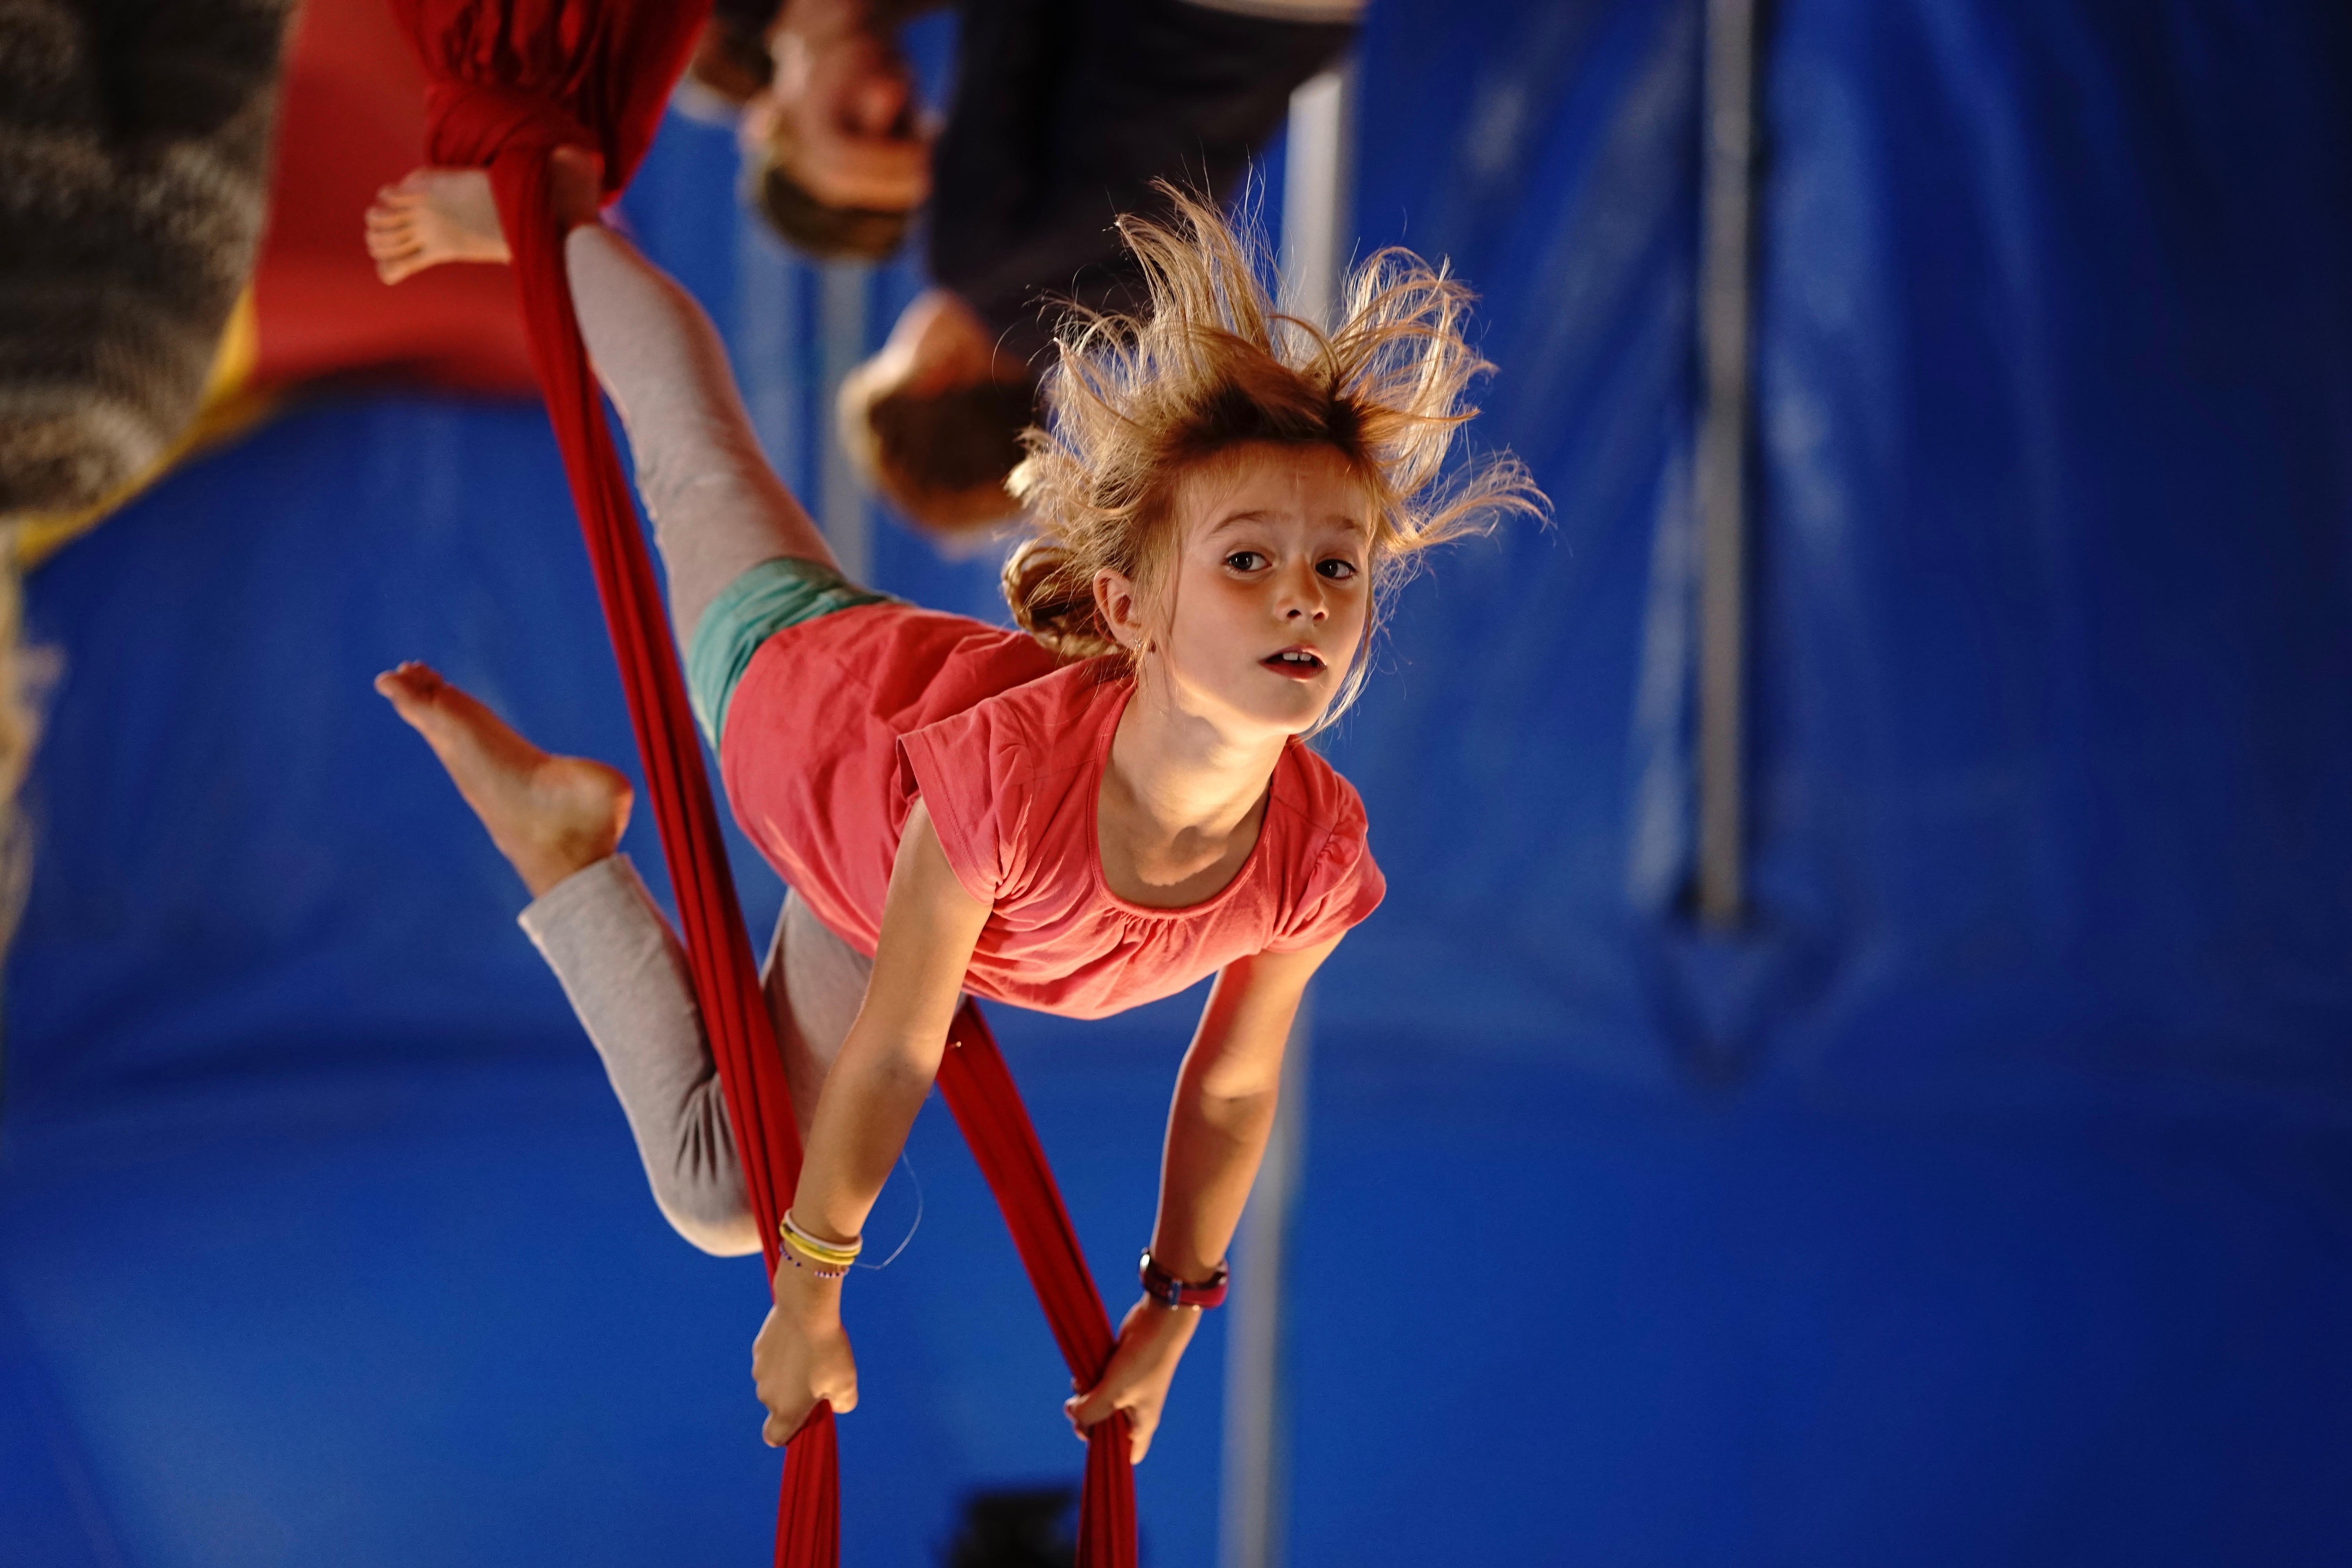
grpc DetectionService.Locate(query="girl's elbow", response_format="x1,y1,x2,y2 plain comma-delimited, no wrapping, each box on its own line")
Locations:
1192,1080,1282,1128
840,1024,952,1090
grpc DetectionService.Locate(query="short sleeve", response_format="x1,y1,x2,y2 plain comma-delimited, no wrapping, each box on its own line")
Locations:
897,699,1028,907
1265,817,1386,953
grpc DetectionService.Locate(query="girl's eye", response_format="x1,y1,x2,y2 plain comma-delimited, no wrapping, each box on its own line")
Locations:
1317,558,1360,581
1225,551,1269,572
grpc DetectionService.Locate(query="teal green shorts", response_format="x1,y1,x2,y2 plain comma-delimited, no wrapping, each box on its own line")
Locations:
686,556,893,748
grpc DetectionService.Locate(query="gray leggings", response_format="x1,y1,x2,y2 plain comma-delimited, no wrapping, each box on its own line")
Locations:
521,226,868,1257
565,223,837,653
522,859,869,1258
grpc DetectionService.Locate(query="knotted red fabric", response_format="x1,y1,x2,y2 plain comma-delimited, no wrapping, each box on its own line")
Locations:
388,1,1137,1561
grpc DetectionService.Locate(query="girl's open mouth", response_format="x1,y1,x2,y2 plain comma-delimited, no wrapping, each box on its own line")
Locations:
1261,648,1325,680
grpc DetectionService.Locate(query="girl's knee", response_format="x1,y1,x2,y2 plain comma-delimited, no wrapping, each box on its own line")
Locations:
657,1189,763,1258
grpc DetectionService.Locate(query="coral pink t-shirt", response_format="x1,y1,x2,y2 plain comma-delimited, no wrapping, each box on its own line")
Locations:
719,603,1385,1020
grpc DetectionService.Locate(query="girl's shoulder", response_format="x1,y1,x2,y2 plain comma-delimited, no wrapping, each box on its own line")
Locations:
1269,737,1371,841
1258,741,1384,952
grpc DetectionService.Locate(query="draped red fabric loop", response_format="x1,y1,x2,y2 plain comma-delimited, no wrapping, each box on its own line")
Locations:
390,0,1139,1562
422,82,593,171
938,1008,1138,1555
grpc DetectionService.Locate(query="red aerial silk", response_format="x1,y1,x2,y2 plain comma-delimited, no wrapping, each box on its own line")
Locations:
388,1,1136,1561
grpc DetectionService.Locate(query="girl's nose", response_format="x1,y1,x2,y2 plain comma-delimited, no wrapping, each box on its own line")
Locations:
1279,568,1327,622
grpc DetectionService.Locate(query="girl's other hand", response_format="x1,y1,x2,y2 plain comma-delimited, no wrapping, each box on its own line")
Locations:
1064,1297,1201,1463
753,1264,859,1446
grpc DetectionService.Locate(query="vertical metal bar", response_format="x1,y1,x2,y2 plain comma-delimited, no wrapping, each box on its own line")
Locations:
1220,998,1314,1568
817,261,872,583
1221,63,1353,1568
1278,67,1353,329
1697,0,1760,926
737,223,804,497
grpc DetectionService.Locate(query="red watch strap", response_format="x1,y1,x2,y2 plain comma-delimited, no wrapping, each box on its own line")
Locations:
1140,1250,1229,1309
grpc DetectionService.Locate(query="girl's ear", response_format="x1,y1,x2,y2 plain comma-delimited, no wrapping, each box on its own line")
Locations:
1093,566,1147,653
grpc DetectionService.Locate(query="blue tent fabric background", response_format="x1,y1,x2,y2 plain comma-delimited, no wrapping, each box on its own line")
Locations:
7,1,2352,1564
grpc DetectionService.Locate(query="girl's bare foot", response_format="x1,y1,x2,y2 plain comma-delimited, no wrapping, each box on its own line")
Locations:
365,169,510,284
364,147,606,285
375,662,632,899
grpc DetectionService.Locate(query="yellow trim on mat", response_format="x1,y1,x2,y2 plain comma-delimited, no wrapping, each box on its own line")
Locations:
17,287,279,571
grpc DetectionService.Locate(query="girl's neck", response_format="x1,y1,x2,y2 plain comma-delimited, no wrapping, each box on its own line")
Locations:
1098,668,1289,907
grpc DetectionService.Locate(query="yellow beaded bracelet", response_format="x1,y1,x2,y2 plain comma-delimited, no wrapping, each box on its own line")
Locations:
779,1212,862,1275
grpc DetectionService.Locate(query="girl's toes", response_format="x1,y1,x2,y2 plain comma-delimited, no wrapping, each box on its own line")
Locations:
377,245,435,285
374,663,445,707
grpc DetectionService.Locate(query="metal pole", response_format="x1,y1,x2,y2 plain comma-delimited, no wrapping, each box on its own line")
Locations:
1220,998,1314,1568
1696,0,1759,926
817,260,872,583
736,222,804,497
1221,64,1352,1568
1278,67,1353,329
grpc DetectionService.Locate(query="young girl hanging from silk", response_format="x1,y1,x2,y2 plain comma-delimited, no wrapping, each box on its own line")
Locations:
364,152,1535,1457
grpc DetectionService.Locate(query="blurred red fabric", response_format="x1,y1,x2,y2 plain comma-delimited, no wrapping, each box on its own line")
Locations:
253,0,536,393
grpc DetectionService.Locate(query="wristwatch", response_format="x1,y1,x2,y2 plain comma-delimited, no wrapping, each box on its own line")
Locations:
1139,1250,1229,1310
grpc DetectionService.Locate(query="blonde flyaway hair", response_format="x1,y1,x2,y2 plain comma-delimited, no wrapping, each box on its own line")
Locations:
1002,185,1543,724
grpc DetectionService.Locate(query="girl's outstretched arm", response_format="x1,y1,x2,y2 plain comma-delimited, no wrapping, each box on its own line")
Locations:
753,801,990,1446
1066,935,1342,1463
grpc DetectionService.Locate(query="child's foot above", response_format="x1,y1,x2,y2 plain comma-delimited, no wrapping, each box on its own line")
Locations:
375,662,632,898
363,147,605,284
365,169,510,283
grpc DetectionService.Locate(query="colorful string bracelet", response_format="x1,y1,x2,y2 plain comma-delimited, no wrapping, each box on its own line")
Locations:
779,1212,863,1278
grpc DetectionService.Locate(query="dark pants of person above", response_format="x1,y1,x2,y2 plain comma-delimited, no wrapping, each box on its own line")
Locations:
933,0,1358,365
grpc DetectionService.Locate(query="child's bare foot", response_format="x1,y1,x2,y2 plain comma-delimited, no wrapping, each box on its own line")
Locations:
363,147,606,284
375,662,632,899
366,169,510,284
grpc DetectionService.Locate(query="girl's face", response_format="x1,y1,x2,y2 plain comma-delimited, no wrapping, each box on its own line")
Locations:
1099,442,1374,740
